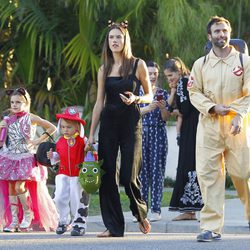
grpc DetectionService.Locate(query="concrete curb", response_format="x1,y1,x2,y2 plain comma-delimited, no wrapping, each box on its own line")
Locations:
87,197,250,234
87,220,249,234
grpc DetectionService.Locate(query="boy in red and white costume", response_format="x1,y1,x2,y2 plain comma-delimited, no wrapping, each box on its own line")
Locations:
48,106,88,236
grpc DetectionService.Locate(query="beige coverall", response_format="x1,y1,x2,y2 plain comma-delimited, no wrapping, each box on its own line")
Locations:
188,47,250,234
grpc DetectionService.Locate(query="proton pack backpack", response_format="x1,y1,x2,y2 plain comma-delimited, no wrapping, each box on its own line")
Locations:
203,38,249,66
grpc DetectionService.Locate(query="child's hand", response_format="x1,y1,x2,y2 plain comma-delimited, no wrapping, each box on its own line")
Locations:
47,148,53,160
0,120,7,128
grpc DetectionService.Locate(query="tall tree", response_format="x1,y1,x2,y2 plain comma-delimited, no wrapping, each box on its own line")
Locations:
0,0,249,126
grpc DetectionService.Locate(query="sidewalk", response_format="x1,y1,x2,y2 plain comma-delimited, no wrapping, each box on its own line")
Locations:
87,192,250,234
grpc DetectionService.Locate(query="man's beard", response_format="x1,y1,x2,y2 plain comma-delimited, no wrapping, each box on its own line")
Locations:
212,37,229,49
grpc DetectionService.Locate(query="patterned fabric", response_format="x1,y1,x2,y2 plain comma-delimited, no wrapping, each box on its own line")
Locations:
177,78,188,103
0,113,58,231
180,171,203,206
140,88,169,126
139,88,168,214
169,77,203,212
0,114,41,181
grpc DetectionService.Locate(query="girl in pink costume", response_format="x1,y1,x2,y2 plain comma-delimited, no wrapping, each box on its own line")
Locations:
0,87,58,232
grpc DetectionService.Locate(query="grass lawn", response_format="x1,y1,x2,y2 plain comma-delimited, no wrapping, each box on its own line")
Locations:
89,190,172,216
88,191,238,216
48,185,238,216
47,186,172,216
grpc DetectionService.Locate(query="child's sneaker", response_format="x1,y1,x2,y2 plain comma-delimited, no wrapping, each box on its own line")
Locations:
71,225,85,236
56,224,68,235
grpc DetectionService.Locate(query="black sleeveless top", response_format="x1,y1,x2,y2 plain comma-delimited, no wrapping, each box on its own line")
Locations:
104,59,141,115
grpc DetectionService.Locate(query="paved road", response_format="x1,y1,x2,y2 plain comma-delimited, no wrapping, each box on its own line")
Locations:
87,195,250,234
1,193,249,249
0,232,250,250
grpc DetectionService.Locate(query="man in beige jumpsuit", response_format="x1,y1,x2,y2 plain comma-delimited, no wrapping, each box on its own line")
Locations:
188,16,250,242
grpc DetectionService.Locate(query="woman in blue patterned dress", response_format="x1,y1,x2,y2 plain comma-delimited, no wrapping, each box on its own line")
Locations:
139,61,169,222
164,57,203,220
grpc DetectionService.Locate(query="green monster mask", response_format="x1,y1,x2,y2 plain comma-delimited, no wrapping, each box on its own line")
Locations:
79,151,103,194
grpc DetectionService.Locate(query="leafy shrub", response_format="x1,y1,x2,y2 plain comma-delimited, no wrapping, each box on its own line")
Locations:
164,176,175,188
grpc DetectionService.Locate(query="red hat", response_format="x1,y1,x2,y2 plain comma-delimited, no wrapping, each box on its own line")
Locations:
56,106,86,126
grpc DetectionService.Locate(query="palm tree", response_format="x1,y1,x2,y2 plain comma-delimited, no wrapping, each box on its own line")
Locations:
0,0,250,126
0,0,66,117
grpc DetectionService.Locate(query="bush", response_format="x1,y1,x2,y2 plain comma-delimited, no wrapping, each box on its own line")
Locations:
164,176,175,188
225,174,235,190
163,174,235,190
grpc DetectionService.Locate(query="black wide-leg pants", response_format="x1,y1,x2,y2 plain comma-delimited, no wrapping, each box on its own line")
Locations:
98,106,147,236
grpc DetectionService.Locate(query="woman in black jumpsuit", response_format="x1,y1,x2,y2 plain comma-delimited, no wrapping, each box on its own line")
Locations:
87,21,153,237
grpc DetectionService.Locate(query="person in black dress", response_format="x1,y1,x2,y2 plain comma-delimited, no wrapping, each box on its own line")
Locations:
86,20,153,237
164,57,203,220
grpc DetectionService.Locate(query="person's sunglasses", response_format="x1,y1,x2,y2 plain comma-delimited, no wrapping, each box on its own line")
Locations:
6,87,27,101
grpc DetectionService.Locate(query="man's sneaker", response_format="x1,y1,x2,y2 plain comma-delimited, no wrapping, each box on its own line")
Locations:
56,224,68,235
197,230,222,242
71,225,85,236
149,212,161,222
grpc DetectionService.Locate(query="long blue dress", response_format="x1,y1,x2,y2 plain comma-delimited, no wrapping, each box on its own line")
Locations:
139,88,168,214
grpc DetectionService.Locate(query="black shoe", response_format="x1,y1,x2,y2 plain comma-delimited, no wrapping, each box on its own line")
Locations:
56,224,67,235
71,225,85,236
197,230,221,242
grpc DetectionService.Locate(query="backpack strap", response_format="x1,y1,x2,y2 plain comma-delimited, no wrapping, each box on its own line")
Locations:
203,52,243,68
132,58,140,78
239,52,243,68
203,55,207,65
239,52,244,81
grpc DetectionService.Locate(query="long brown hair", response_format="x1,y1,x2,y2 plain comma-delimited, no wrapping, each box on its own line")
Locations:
164,57,190,77
102,22,135,80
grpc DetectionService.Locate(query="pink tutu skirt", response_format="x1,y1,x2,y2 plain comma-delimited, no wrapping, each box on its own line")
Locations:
0,151,41,181
0,175,58,232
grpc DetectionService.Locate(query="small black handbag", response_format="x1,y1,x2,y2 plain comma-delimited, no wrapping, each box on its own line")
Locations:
35,132,56,167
